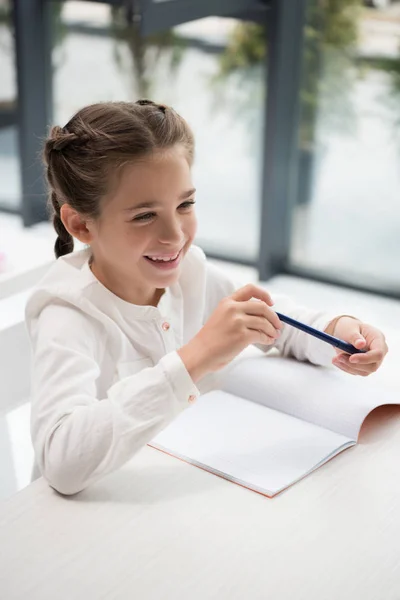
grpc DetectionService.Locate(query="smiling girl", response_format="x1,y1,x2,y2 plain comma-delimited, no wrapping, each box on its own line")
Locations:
26,100,388,495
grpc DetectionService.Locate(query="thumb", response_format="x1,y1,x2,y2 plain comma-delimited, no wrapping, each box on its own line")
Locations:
349,328,366,349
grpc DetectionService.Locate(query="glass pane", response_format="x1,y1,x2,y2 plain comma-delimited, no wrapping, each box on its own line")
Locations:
51,1,266,261
0,0,20,209
290,0,400,291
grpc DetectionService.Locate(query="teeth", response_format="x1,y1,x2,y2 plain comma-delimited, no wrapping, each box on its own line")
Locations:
147,251,179,262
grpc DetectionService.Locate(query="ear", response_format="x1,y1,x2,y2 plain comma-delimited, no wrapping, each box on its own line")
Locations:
60,204,94,245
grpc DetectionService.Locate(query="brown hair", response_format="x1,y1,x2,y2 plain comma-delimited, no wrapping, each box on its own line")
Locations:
43,100,195,258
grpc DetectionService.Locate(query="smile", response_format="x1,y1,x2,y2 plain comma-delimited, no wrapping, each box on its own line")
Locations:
144,249,183,270
145,250,180,263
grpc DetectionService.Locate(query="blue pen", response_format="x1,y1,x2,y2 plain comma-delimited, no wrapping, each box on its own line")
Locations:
275,312,367,355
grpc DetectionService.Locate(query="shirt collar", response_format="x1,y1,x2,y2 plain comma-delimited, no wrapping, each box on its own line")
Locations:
81,258,180,321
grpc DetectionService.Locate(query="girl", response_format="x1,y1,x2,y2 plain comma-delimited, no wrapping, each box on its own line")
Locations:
26,100,388,495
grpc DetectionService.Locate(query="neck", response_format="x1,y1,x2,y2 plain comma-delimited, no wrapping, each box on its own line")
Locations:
90,258,164,307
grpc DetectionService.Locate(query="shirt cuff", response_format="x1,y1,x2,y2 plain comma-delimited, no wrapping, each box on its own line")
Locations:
159,351,200,406
306,313,338,367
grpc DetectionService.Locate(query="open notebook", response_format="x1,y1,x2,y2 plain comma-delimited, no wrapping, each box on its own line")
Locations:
150,355,398,497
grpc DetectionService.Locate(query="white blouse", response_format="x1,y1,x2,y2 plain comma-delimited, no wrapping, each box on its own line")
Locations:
25,245,336,495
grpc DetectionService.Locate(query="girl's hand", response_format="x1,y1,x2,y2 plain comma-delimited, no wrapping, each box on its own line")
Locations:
178,284,282,382
326,316,388,376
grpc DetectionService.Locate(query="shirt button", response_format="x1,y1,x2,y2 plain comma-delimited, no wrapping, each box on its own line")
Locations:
161,322,170,331
188,395,196,404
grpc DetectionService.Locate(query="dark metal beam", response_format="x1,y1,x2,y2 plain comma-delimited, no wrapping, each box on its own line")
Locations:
13,0,53,226
43,0,125,4
140,0,262,36
258,0,307,280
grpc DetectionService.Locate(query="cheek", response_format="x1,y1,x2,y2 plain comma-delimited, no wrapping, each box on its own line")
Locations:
185,213,197,239
98,222,144,257
124,226,150,253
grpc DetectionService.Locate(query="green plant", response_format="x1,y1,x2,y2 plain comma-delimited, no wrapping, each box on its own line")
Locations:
110,6,186,98
357,51,400,139
215,0,363,148
0,0,11,58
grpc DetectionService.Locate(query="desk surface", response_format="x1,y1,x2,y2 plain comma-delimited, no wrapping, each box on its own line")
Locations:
1,406,400,600
1,277,399,600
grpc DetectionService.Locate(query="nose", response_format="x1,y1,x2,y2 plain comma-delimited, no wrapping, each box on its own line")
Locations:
158,216,184,246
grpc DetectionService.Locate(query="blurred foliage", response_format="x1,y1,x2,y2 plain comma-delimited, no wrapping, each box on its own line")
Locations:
0,1,65,107
218,22,266,75
316,0,361,46
301,0,362,146
0,0,9,23
0,0,11,56
0,1,185,98
110,6,186,98
215,0,363,147
0,1,66,65
50,2,68,69
358,53,400,136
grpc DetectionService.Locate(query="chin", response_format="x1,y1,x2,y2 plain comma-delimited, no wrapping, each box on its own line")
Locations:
155,270,181,287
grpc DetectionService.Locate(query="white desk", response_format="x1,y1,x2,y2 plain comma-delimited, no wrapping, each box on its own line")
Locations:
0,277,399,600
1,411,400,600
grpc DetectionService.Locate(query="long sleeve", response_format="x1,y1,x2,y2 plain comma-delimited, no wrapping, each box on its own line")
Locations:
30,305,199,496
204,261,336,367
270,295,337,366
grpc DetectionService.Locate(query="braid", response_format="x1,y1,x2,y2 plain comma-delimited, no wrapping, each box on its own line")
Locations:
42,100,195,261
50,190,74,259
44,125,92,159
44,131,79,259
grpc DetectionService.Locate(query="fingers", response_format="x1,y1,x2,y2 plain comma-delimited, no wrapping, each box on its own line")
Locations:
348,334,387,367
333,354,372,376
334,362,371,377
246,315,281,343
333,353,381,376
240,300,282,330
231,284,274,307
348,350,384,366
333,322,388,377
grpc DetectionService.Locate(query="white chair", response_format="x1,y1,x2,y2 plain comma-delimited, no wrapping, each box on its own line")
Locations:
0,263,52,498
0,260,52,408
0,261,52,300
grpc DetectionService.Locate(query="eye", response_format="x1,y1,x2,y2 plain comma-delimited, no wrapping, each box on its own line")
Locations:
132,212,155,222
178,200,196,210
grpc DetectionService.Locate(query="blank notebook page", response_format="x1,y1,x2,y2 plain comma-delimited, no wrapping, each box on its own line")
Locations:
151,391,354,496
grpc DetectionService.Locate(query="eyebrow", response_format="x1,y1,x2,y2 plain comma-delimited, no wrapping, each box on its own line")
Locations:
123,188,196,212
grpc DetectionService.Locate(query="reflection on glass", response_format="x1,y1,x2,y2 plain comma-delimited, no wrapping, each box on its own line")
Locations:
290,0,400,291
0,0,20,209
51,1,266,261
110,6,186,99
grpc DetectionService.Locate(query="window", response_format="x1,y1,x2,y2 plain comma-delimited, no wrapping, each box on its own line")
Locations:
289,0,400,292
51,1,267,261
0,0,20,211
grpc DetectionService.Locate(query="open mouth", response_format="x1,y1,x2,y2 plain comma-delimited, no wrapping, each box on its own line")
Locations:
144,249,182,268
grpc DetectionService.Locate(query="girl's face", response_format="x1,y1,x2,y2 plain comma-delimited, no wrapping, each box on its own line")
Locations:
88,145,197,305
